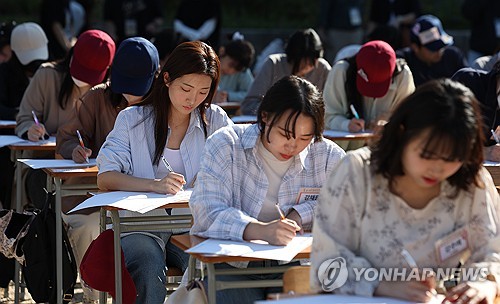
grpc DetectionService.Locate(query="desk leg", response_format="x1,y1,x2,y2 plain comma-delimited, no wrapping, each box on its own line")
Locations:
14,157,22,304
206,263,216,304
99,208,107,304
110,210,123,304
188,256,196,282
54,178,63,304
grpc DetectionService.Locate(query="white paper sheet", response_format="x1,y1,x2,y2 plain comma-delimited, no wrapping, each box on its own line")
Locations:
323,129,374,138
69,190,192,214
18,158,97,169
186,233,312,262
0,120,16,126
0,135,25,148
484,161,500,166
255,293,445,304
11,136,56,146
0,135,56,148
231,115,257,123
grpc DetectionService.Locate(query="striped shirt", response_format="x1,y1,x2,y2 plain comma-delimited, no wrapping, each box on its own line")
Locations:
190,124,345,266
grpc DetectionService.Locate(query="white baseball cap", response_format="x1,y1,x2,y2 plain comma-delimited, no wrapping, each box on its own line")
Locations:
10,22,48,65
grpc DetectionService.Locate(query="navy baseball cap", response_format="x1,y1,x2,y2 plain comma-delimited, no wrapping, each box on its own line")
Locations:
111,37,159,96
410,15,454,51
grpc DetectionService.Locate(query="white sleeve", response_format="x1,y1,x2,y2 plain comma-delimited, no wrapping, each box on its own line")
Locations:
173,19,200,41
310,150,379,296
196,18,217,40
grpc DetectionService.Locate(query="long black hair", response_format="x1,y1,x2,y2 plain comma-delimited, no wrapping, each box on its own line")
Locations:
142,41,220,165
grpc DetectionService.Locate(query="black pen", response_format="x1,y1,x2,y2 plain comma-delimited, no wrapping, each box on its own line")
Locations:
161,155,174,173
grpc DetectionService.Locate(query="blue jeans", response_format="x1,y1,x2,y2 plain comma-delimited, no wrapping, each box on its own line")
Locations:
121,233,189,303
202,260,301,304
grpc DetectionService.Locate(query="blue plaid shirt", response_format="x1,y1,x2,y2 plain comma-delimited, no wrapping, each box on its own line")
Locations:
190,124,346,241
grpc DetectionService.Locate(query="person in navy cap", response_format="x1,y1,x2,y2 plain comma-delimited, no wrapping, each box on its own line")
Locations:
56,37,159,303
396,14,468,87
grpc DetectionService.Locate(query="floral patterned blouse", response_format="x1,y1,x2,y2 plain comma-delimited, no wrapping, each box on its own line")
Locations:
311,147,500,296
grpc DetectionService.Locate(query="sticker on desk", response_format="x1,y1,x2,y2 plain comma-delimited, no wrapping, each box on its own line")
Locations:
295,188,320,205
435,226,470,262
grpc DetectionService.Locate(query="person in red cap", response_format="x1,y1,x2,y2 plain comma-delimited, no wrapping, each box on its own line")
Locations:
323,40,415,151
14,29,115,209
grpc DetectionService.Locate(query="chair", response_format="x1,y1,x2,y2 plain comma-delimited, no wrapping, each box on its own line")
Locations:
282,265,311,295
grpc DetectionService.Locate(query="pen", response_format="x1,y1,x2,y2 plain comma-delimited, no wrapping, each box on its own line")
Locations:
31,110,48,140
31,110,40,125
189,174,197,188
161,155,184,191
401,249,438,296
275,203,286,220
349,104,360,120
349,104,364,132
76,130,89,163
491,129,500,144
161,155,174,173
401,249,418,269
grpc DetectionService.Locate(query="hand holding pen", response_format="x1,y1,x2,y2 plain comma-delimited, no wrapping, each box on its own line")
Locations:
348,104,365,133
27,110,49,142
156,155,186,194
401,249,437,296
275,203,302,233
73,130,91,163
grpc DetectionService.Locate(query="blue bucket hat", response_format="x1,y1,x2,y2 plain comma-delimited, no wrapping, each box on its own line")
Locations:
410,15,453,52
111,37,159,96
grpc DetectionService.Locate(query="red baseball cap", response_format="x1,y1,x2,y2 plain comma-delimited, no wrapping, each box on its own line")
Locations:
70,30,115,86
80,229,136,304
355,40,396,98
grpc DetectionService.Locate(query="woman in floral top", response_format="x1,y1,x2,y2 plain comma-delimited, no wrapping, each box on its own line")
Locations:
311,79,500,303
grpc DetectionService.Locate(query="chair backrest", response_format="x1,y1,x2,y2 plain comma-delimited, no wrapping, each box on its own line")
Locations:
282,265,311,294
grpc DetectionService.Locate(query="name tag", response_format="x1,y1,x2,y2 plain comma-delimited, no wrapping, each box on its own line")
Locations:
295,187,321,205
435,227,470,262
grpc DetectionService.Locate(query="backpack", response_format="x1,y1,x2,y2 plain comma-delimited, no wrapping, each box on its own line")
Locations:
22,191,78,303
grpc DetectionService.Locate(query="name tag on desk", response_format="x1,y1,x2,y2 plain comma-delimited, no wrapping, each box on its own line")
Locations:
435,227,470,262
295,187,320,205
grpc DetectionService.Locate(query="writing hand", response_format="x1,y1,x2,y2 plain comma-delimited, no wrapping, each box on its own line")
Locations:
72,145,92,163
27,123,48,142
154,172,186,194
348,118,365,133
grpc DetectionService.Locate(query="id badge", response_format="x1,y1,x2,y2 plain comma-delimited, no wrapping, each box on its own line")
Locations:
295,187,321,205
435,227,470,263
349,8,362,26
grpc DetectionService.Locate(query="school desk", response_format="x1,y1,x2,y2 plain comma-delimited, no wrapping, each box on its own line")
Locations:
484,162,500,186
217,101,241,111
94,193,192,304
170,234,312,304
11,159,97,303
322,129,375,141
231,115,258,124
7,138,56,303
0,120,16,129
